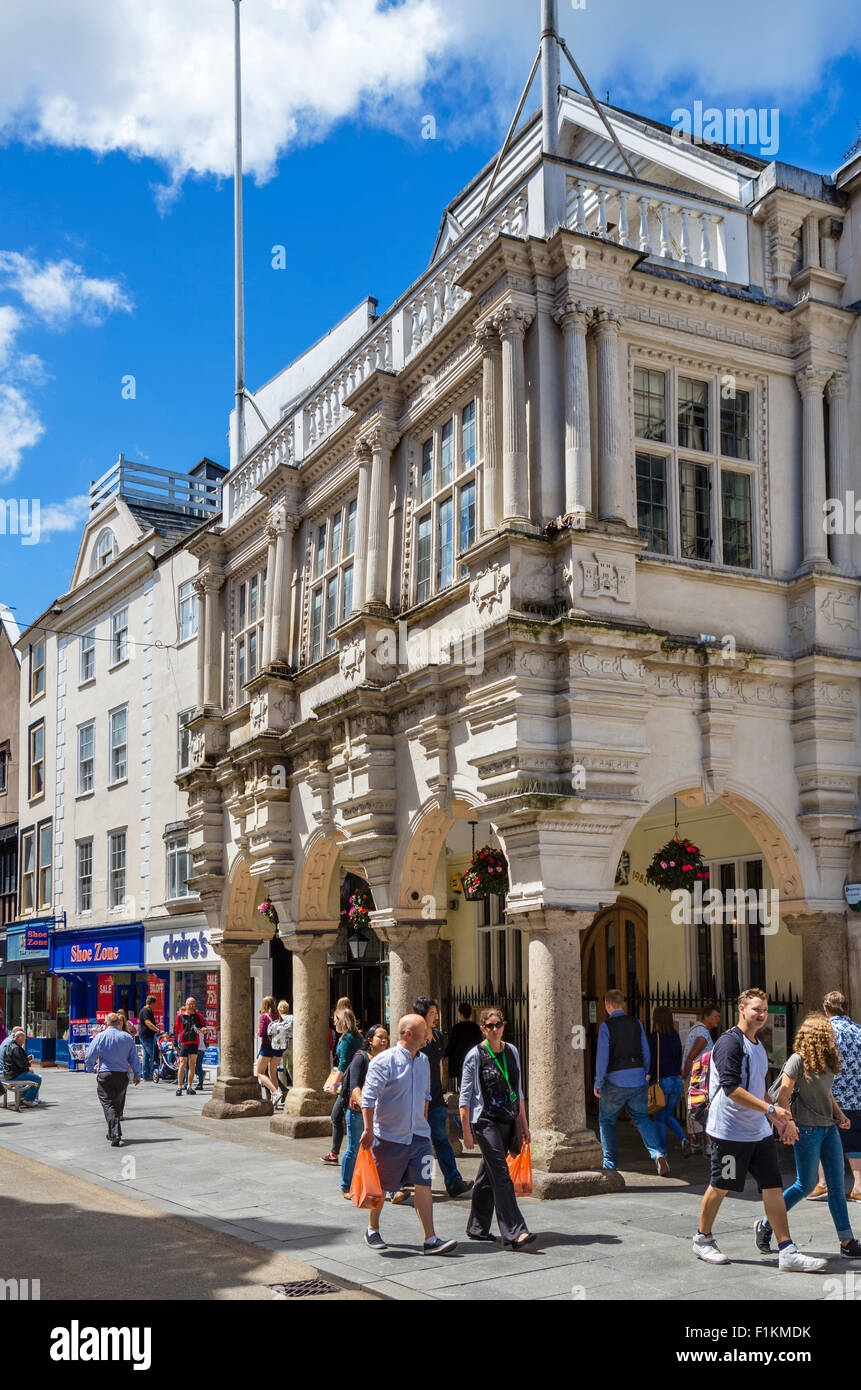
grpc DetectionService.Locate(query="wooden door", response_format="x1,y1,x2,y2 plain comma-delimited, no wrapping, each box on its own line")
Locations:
581,900,649,1110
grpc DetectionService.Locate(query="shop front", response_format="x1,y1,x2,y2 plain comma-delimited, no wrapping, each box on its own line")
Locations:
6,919,60,1063
0,934,23,1036
144,920,220,1058
50,923,149,1063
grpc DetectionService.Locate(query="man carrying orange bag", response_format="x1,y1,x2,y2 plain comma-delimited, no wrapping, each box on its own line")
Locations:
359,1013,457,1256
350,1144,384,1209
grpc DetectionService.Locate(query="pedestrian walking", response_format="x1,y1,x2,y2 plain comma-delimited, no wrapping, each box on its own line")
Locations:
138,995,160,1082
392,997,472,1202
692,987,827,1271
84,1012,141,1146
256,995,282,1106
341,1024,389,1197
271,1000,293,1098
445,1003,482,1089
459,1007,535,1250
648,1004,688,1156
359,1013,457,1255
321,1007,362,1164
117,1009,137,1039
756,1013,861,1260
1,1026,43,1105
595,989,669,1176
808,991,861,1202
682,1004,721,1155
174,996,205,1096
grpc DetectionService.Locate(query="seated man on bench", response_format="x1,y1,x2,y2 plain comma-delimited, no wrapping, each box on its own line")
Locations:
0,1027,42,1105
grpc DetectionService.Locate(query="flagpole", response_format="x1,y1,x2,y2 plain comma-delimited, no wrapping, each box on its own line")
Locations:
232,0,246,467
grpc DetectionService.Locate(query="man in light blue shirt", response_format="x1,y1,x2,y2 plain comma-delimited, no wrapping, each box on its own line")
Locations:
85,1012,141,1147
359,1013,456,1256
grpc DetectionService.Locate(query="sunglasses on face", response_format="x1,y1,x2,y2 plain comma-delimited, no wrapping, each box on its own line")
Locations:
484,1020,504,1029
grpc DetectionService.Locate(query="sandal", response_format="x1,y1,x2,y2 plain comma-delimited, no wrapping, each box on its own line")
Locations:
320,1152,339,1164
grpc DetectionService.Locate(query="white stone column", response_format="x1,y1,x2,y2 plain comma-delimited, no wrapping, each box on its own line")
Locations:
495,305,534,524
202,939,271,1118
519,908,604,1175
262,521,279,669
592,308,626,523
273,927,339,1138
364,425,399,610
352,443,372,614
796,365,830,567
476,323,503,534
555,299,592,517
270,512,295,665
201,574,224,711
194,575,206,711
827,372,851,573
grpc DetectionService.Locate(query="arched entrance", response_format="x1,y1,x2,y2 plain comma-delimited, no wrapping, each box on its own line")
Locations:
581,898,649,1110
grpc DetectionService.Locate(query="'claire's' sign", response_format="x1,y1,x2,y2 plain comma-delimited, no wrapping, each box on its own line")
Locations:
163,930,211,962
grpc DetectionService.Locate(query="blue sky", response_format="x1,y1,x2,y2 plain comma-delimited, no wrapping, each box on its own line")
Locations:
1,0,860,627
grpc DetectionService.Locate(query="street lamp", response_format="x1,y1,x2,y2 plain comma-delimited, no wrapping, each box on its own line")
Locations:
348,926,370,961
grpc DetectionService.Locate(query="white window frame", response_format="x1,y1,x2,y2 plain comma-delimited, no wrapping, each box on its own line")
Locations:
0,744,7,796
28,721,45,801
77,720,95,797
108,829,127,911
307,498,358,664
110,606,129,667
178,580,199,644
633,364,759,572
95,528,118,571
475,893,524,994
79,629,96,684
76,838,93,914
37,821,52,912
177,708,194,773
413,398,479,606
166,831,193,902
233,567,267,704
109,705,128,786
688,854,767,995
20,827,35,913
30,638,45,701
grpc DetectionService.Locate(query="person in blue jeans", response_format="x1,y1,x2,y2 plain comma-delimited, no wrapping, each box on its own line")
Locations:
340,1024,389,1195
648,1005,689,1156
756,1013,861,1259
0,1028,42,1104
595,990,669,1176
391,997,474,1201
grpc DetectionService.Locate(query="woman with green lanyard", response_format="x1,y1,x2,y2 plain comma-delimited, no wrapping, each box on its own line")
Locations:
459,1007,535,1249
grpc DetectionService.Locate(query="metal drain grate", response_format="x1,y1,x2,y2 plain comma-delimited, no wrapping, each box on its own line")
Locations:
269,1278,340,1299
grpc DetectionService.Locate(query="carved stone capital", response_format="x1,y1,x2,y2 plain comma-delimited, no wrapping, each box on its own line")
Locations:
554,299,591,333
361,422,401,455
826,371,849,403
492,304,534,340
281,925,340,955
795,363,831,399
591,307,623,337
509,907,597,935
473,320,501,354
784,910,847,939
354,440,373,466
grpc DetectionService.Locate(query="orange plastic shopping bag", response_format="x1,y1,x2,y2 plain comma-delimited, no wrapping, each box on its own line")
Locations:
506,1143,533,1196
350,1143,384,1210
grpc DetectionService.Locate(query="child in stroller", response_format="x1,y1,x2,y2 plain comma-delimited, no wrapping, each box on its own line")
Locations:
152,1033,179,1085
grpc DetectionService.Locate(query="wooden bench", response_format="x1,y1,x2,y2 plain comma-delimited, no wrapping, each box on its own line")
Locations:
1,1081,35,1112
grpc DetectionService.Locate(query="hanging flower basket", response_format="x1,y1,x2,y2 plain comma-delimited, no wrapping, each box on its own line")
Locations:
258,898,278,926
342,882,374,932
645,836,709,895
463,846,510,900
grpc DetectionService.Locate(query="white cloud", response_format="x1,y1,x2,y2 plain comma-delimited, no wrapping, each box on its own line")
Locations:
0,253,131,478
0,0,858,188
36,494,90,534
0,252,132,327
0,384,46,477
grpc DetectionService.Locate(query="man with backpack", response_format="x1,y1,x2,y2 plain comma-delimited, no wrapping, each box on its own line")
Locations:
594,989,670,1176
692,987,827,1271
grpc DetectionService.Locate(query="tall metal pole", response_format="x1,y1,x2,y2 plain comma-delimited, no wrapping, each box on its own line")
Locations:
233,0,246,467
541,0,560,156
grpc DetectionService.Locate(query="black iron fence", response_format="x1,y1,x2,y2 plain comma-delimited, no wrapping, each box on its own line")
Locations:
443,986,529,1093
624,980,802,1043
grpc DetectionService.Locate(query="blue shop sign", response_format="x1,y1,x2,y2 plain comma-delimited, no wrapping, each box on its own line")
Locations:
7,919,52,962
50,924,144,973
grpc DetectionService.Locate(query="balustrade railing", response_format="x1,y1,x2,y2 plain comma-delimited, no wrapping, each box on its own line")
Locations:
566,173,731,275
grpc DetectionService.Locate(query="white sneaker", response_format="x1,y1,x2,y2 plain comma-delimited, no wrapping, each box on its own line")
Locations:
693,1232,730,1264
778,1243,828,1273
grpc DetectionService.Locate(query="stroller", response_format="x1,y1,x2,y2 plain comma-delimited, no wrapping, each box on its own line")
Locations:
152,1033,179,1085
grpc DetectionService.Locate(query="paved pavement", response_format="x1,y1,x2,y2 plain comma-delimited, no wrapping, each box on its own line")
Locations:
1,1069,856,1302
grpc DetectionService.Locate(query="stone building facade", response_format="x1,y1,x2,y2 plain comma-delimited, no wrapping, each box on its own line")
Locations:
183,77,861,1189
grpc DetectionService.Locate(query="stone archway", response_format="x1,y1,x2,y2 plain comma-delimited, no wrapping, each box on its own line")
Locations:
296,831,342,923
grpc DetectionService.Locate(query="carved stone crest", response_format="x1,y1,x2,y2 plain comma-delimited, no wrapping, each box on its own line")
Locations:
340,639,365,684
819,590,858,634
580,552,633,604
470,563,509,615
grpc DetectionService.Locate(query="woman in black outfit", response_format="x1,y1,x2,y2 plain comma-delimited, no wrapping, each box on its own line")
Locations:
459,1007,535,1250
